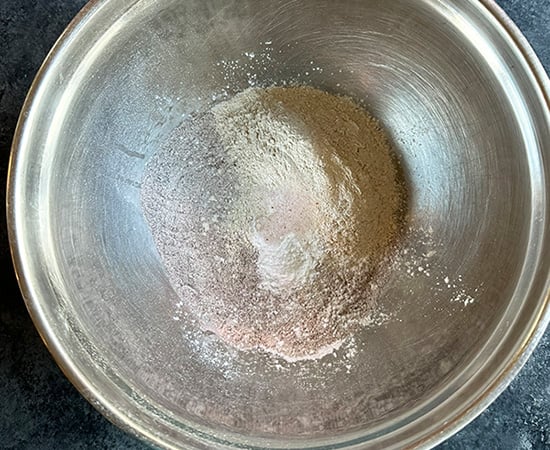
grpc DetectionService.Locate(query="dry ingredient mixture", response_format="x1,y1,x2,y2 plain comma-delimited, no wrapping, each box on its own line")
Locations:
141,86,406,361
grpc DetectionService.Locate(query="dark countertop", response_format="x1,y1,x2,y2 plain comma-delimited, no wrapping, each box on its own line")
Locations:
1,1,548,449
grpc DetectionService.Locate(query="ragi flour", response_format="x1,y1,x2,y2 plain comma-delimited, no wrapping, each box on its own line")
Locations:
141,86,406,361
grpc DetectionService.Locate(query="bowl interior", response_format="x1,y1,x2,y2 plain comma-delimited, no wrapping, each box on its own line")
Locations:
11,0,550,448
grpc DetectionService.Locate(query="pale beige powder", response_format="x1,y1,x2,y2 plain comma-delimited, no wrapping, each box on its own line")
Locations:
141,86,406,361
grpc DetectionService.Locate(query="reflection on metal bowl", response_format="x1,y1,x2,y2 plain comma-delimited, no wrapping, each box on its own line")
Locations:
7,0,550,449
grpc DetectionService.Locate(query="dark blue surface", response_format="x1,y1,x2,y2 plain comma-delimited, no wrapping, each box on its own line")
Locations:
1,1,548,449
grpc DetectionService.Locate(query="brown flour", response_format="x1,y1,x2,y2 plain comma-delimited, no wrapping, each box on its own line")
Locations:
141,86,406,361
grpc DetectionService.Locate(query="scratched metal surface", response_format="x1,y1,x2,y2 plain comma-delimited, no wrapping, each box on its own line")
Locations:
5,0,550,449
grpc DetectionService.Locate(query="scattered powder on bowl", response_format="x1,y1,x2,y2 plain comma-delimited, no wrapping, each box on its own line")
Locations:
140,86,406,361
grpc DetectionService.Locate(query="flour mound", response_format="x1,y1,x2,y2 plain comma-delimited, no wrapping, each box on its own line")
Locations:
141,86,406,361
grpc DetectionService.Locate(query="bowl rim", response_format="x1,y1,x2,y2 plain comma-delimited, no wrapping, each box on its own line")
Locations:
6,0,550,449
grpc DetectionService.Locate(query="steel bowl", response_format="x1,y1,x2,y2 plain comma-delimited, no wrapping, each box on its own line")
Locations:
7,0,550,448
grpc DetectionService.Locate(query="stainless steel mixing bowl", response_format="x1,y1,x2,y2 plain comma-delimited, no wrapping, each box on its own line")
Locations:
7,0,550,448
